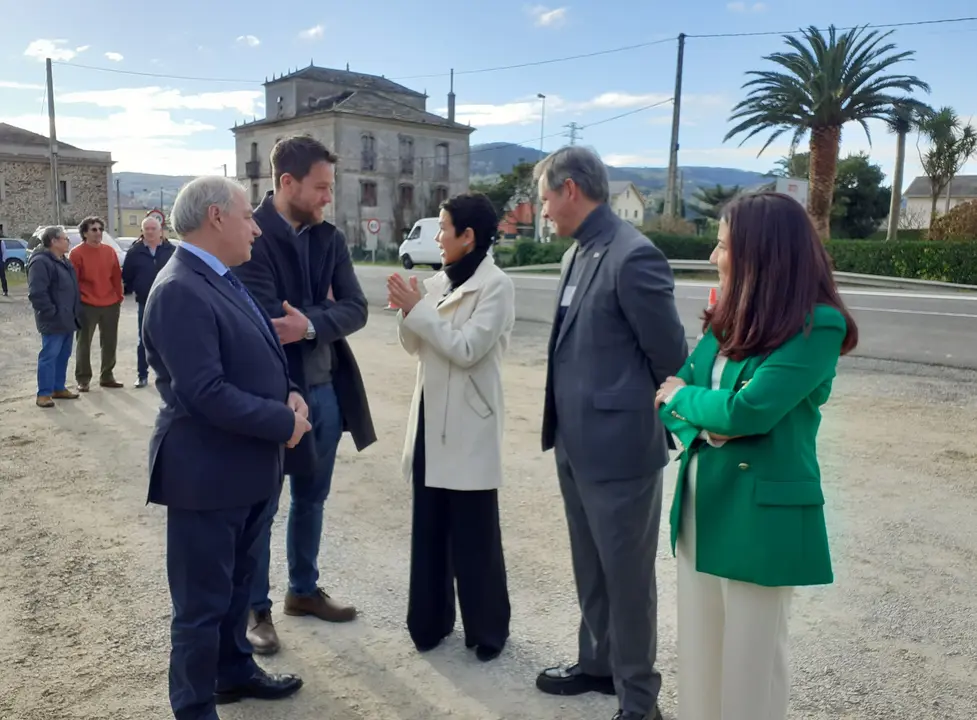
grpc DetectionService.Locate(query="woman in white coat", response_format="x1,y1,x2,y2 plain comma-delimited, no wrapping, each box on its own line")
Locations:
387,192,515,662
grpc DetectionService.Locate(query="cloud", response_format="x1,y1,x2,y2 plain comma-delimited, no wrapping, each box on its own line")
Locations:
580,92,672,110
23,39,90,62
0,80,44,90
527,5,568,27
727,1,766,11
104,52,124,62
298,24,324,40
236,35,261,47
59,86,264,116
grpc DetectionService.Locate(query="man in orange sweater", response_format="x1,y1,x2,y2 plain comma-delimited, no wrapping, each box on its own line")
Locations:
69,216,124,391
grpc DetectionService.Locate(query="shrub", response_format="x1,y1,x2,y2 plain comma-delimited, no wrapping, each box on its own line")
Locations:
825,239,977,284
928,199,977,241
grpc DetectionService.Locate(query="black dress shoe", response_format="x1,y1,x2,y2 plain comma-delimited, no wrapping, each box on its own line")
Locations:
475,645,503,662
536,663,616,696
214,667,303,705
611,706,663,720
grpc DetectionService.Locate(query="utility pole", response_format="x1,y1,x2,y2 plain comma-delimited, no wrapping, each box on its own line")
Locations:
46,58,62,225
222,163,227,177
115,178,122,235
160,187,164,211
664,33,685,219
565,122,581,145
536,93,547,242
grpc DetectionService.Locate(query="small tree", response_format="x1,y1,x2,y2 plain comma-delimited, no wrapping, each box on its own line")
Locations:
884,100,932,241
918,107,977,226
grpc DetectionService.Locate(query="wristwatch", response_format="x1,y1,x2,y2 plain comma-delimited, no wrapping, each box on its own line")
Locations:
305,319,316,340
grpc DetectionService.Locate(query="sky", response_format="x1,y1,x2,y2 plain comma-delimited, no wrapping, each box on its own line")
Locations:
2,0,976,188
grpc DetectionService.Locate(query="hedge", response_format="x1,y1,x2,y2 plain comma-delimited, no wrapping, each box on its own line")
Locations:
496,234,977,285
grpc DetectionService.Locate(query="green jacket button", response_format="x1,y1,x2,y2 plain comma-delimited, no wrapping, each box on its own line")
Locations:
738,462,749,470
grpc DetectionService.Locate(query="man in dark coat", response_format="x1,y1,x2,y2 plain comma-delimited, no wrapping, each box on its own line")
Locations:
121,215,176,387
234,134,376,655
27,226,83,407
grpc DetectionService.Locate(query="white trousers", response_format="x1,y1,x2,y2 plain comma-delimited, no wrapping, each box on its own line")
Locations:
676,457,794,720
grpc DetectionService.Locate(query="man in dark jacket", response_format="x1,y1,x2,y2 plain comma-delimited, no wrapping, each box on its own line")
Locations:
234,134,376,655
27,226,83,407
122,216,176,387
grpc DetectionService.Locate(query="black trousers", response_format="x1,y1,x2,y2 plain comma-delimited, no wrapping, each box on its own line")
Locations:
407,396,511,651
166,498,270,720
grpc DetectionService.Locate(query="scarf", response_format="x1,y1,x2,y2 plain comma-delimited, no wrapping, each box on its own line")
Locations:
443,245,488,292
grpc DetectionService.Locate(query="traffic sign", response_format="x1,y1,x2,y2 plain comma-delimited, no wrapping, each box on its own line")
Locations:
366,218,380,234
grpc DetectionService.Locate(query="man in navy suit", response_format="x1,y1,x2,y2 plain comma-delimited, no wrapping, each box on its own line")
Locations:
143,176,312,720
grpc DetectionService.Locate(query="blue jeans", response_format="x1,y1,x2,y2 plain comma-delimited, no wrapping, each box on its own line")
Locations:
251,382,343,612
137,301,148,381
37,333,74,397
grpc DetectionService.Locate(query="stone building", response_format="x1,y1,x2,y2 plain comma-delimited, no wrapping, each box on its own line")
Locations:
231,65,474,250
0,123,113,238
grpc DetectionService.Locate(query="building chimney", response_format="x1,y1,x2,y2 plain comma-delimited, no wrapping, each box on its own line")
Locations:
447,68,456,123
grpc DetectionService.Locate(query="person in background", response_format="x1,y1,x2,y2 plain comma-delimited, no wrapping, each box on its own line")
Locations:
656,192,858,720
144,176,310,720
234,135,376,655
122,215,176,387
533,146,688,720
26,226,82,408
70,216,124,391
387,192,514,662
0,240,8,297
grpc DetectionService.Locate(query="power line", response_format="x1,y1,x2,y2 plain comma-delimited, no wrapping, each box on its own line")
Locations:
50,61,257,83
686,15,977,39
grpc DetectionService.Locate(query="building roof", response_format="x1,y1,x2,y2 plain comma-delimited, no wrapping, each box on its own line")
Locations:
609,180,642,200
904,175,977,198
265,65,425,99
0,122,80,150
233,89,472,134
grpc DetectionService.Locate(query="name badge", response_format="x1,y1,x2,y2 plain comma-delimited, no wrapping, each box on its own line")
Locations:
561,285,576,307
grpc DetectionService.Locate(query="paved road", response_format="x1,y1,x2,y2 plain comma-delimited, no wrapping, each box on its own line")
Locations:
356,265,977,369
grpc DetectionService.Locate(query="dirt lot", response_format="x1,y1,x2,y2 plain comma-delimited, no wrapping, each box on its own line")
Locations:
1,286,977,720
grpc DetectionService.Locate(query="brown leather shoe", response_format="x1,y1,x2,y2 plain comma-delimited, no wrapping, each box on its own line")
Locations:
36,396,54,408
246,609,280,655
283,588,357,623
77,383,90,393
52,389,79,400
99,380,124,388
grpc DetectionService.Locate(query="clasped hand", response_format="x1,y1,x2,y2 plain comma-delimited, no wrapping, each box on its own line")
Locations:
386,273,422,314
655,376,738,443
286,391,311,448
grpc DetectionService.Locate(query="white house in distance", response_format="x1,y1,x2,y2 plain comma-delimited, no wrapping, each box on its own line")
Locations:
902,175,977,228
609,181,644,225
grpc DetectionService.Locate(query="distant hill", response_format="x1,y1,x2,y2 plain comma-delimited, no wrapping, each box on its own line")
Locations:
112,172,195,210
469,142,769,199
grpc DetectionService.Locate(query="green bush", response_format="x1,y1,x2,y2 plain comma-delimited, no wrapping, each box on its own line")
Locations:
825,239,977,284
499,233,977,285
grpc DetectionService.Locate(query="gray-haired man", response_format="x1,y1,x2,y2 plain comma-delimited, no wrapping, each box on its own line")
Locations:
533,146,688,720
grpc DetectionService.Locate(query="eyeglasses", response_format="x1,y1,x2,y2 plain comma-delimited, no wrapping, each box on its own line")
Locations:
89,227,104,233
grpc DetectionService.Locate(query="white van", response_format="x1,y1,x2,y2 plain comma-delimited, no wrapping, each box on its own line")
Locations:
398,217,442,270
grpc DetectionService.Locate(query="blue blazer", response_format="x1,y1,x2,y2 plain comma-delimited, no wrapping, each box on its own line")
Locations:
143,246,296,511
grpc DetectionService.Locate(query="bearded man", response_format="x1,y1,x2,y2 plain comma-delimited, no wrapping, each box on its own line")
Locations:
233,135,377,655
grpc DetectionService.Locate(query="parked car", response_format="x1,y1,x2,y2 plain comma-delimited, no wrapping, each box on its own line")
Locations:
398,217,443,270
115,236,139,252
30,226,126,267
1,238,29,273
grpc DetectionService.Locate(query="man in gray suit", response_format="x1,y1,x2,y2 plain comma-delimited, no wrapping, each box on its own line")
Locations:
533,146,688,720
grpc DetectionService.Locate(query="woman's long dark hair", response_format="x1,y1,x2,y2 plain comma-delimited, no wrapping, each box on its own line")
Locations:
704,192,858,361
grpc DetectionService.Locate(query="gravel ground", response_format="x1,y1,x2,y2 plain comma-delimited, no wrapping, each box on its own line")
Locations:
1,282,976,720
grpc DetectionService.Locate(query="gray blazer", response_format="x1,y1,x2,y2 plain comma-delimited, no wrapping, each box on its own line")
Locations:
542,204,688,481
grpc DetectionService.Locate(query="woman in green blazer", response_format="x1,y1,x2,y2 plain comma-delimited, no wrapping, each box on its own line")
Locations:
654,192,858,720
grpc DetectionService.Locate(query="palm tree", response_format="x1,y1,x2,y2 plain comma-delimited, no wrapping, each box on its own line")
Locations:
917,107,977,226
691,184,741,219
725,25,930,240
884,101,933,241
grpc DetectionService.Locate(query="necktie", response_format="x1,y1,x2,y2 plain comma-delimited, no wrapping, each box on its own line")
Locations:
224,272,265,324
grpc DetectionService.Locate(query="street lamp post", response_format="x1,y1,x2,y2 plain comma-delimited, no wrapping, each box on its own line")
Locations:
536,93,546,242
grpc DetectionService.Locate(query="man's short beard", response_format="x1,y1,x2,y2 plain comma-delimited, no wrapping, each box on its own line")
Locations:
288,199,322,227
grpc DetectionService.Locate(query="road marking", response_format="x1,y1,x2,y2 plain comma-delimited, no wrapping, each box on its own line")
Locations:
848,306,977,319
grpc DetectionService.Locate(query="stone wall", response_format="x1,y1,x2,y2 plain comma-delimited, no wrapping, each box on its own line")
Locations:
0,159,110,238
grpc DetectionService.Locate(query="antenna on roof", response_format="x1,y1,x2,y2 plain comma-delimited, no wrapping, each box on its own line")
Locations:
346,62,350,71
264,76,268,83
310,58,314,66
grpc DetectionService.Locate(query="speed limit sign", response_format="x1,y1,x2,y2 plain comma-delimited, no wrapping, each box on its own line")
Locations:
366,218,380,234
